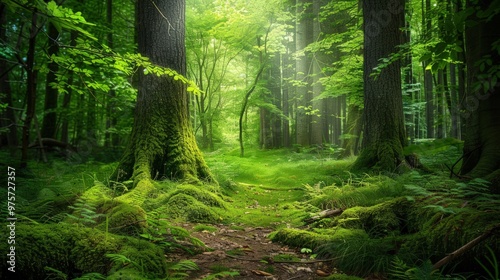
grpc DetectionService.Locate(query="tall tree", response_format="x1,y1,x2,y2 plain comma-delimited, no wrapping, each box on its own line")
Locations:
352,0,408,171
0,3,18,154
112,0,212,183
40,21,59,139
459,1,500,192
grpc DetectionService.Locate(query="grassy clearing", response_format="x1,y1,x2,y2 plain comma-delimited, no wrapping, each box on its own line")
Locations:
203,148,354,226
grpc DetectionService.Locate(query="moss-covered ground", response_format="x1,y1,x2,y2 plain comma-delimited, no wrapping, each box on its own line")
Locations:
1,143,499,279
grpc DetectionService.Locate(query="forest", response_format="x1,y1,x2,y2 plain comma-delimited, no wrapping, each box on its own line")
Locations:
1,0,499,279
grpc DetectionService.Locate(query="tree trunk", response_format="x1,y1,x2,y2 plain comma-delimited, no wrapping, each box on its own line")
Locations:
113,0,213,183
424,0,434,138
41,22,59,139
61,32,77,144
460,1,500,192
341,104,362,157
295,0,312,146
0,3,18,155
21,10,39,168
105,0,118,147
310,0,325,145
352,0,407,172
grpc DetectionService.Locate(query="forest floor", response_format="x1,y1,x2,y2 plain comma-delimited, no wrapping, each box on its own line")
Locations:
171,223,333,280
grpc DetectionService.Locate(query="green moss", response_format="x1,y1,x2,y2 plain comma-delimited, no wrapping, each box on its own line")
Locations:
193,224,218,232
162,193,221,222
3,223,117,279
79,182,113,205
165,184,226,208
335,197,411,237
0,223,168,280
107,203,148,235
270,227,366,249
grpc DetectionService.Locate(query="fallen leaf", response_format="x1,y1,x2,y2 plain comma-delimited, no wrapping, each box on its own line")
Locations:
316,269,330,277
251,269,273,276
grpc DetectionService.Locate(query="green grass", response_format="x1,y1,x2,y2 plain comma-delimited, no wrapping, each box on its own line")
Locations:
203,148,354,227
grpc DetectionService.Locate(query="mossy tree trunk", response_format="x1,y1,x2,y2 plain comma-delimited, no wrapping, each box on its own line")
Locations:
113,0,213,184
459,1,500,192
352,0,407,172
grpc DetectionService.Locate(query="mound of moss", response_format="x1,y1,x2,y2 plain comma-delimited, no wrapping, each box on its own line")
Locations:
0,223,167,280
335,197,412,237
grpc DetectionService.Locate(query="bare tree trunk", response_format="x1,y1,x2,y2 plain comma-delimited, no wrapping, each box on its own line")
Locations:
21,10,39,168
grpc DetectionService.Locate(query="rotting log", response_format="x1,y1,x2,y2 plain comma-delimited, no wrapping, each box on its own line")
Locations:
304,208,344,224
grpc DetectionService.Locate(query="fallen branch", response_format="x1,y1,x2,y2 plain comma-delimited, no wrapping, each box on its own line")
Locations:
29,138,77,152
304,208,344,224
432,223,500,270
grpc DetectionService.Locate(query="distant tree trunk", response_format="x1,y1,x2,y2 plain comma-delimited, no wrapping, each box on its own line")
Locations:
41,22,59,139
341,104,362,157
282,45,291,148
0,3,18,154
310,0,325,145
423,0,434,138
295,0,312,146
60,32,77,144
112,0,213,183
105,0,118,147
449,63,460,139
460,1,500,192
21,10,39,168
352,0,407,172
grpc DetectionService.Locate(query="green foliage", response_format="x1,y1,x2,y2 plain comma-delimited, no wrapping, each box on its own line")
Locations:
475,246,499,280
389,257,459,280
67,197,105,226
193,224,218,233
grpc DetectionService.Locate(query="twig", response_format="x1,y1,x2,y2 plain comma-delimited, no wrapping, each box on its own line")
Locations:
432,223,500,270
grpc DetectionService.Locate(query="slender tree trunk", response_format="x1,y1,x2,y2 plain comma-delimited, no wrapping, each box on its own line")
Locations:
423,0,434,138
0,3,18,154
21,10,39,168
352,0,407,172
295,0,312,146
41,22,59,139
113,0,212,183
282,46,291,148
449,62,460,139
105,0,118,147
61,32,77,144
310,0,324,145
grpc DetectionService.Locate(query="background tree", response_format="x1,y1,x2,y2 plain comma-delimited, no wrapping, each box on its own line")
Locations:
352,0,407,171
112,0,213,183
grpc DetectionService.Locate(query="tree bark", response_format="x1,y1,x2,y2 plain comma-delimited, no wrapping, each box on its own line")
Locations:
41,22,59,139
460,1,500,192
295,0,312,146
21,10,39,168
352,0,407,172
113,0,212,183
0,3,18,154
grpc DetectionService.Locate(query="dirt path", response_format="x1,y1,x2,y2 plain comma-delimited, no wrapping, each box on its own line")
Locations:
171,224,334,279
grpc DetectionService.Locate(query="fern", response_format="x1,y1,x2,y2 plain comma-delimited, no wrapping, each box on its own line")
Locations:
105,253,136,267
164,260,199,280
475,246,499,280
389,258,465,280
67,198,105,225
44,266,68,280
